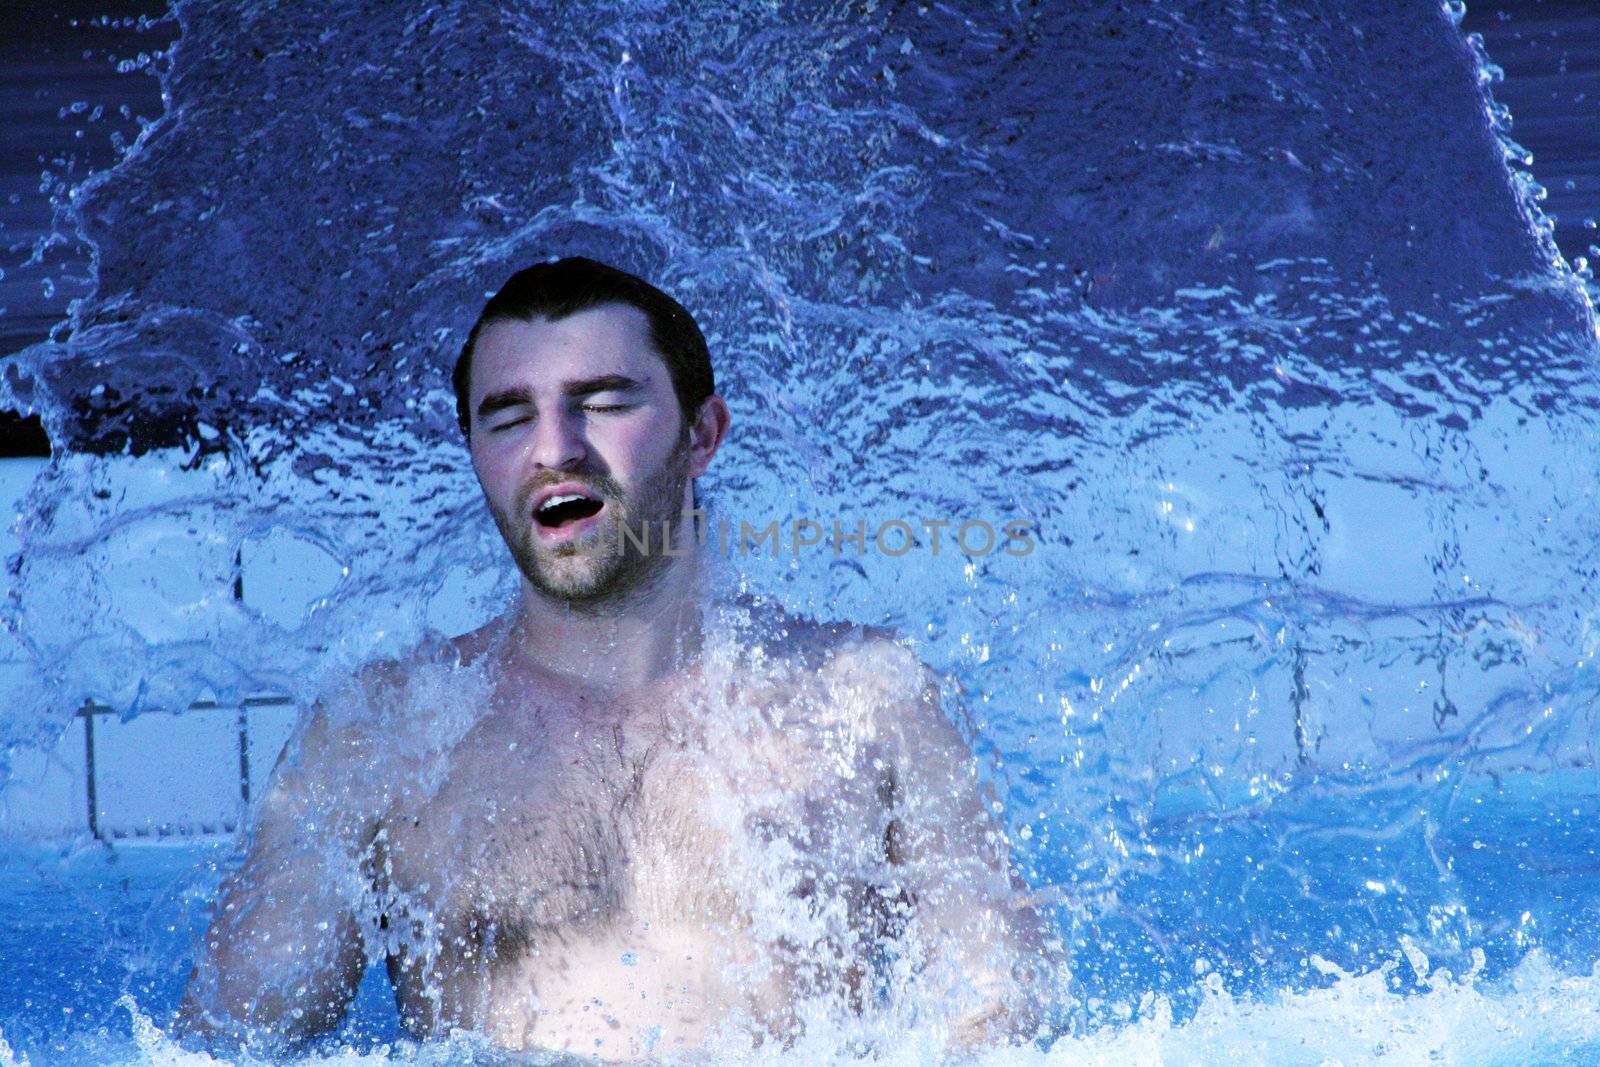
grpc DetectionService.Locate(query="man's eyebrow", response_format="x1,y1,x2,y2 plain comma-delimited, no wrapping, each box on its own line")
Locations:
564,374,646,398
476,386,534,420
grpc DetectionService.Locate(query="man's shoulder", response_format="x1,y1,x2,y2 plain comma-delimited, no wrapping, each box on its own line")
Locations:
816,624,929,694
720,592,937,706
305,626,498,745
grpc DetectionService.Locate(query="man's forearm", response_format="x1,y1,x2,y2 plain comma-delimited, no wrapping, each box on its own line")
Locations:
174,961,348,1054
940,961,1044,1058
172,895,367,1053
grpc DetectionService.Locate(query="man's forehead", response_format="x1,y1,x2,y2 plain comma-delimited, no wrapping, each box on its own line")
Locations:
472,305,661,388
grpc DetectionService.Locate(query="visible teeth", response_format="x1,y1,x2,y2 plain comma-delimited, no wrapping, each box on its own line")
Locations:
539,493,587,512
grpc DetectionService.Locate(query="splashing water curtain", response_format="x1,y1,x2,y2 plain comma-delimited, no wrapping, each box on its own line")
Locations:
2,0,1599,1064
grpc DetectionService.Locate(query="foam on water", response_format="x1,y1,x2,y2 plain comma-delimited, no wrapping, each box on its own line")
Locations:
4,950,1600,1067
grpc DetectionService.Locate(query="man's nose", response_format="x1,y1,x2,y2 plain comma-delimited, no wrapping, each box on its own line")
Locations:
527,407,588,471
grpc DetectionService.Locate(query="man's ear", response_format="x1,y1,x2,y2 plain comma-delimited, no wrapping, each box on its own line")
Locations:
686,394,731,478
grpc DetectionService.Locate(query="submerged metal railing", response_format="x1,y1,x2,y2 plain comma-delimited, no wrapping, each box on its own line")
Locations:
73,695,297,843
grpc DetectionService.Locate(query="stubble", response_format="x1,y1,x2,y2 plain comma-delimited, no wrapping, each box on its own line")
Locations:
487,444,692,609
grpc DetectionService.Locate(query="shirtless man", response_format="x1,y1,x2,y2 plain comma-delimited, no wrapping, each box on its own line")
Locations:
176,257,1050,1060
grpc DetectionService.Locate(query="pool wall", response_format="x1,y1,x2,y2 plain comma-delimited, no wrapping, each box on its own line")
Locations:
0,450,452,844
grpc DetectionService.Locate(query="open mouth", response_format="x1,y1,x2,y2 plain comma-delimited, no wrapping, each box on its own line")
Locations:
534,489,605,531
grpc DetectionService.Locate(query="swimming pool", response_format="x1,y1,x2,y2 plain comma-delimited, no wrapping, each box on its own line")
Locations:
3,0,1600,1063
4,779,1600,1064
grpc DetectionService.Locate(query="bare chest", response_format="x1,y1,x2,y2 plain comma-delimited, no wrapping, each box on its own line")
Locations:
374,695,893,961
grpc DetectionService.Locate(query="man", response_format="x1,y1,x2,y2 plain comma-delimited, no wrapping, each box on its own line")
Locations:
176,257,1051,1060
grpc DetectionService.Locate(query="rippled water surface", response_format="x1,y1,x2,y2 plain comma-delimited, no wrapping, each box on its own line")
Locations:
2,0,1600,1063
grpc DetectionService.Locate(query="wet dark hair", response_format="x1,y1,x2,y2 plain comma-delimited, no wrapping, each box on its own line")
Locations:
452,256,715,438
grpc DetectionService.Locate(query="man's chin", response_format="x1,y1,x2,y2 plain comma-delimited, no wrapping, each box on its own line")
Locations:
514,507,674,603
523,544,627,603
533,572,614,602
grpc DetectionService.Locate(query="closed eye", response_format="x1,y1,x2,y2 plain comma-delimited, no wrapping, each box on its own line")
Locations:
488,416,531,432
581,403,633,414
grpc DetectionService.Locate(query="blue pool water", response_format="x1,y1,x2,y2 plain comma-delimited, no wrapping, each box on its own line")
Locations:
3,0,1600,1063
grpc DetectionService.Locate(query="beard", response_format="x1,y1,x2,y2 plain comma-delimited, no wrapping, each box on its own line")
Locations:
487,443,693,609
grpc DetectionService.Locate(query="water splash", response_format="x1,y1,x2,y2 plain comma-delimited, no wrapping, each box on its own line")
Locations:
3,0,1600,1061
0,951,1594,1066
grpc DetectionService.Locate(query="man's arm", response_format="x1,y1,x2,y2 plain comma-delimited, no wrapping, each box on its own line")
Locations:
833,636,1055,1054
174,695,383,1052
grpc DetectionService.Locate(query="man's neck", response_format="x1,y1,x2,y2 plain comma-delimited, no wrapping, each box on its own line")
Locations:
504,549,705,694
